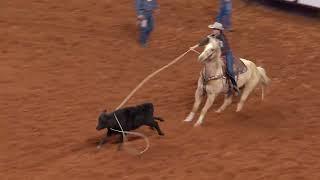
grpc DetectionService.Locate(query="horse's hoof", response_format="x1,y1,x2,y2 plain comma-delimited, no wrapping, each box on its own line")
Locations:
184,113,195,122
215,109,222,113
97,145,101,149
194,122,202,127
235,104,241,112
184,118,193,122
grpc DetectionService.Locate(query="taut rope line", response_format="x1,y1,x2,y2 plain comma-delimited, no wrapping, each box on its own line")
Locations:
116,45,199,110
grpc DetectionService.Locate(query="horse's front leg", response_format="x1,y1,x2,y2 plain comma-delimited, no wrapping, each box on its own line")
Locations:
184,78,204,122
216,94,233,113
184,88,204,122
194,91,216,127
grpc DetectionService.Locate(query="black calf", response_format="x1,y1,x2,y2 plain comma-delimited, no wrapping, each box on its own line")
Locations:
96,103,165,148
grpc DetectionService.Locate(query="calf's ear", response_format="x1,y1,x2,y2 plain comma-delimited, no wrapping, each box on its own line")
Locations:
103,109,107,113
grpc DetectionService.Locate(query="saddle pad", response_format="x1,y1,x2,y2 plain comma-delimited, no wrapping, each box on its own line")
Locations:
221,56,247,75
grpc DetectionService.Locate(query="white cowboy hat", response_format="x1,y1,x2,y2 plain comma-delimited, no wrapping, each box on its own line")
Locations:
208,22,224,30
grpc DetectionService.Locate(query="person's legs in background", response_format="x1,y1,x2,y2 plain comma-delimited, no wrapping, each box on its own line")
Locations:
139,25,148,47
216,3,225,24
139,13,154,47
223,2,232,31
216,1,233,31
146,14,154,37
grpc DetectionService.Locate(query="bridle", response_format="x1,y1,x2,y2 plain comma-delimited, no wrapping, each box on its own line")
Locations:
200,39,226,90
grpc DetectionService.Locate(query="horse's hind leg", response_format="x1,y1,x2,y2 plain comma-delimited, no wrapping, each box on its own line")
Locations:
236,79,259,112
194,92,216,127
184,87,204,122
216,94,233,113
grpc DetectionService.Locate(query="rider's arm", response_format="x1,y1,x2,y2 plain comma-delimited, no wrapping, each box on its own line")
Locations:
198,37,209,47
198,33,215,47
191,33,215,50
189,38,207,50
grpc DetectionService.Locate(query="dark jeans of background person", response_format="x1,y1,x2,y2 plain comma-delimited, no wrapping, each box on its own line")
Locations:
140,12,154,46
216,1,232,30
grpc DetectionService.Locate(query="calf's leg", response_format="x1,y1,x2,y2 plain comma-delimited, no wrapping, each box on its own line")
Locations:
97,129,113,149
151,121,165,136
117,133,125,151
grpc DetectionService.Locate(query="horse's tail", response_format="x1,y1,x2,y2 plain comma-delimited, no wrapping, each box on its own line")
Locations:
257,67,270,101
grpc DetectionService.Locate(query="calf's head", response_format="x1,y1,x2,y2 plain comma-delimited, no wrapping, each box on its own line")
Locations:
96,110,112,130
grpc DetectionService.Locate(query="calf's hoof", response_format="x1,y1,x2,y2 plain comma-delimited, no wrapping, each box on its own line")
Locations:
117,143,123,151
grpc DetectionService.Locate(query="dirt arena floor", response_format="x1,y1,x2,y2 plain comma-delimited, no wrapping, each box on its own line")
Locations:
1,0,320,179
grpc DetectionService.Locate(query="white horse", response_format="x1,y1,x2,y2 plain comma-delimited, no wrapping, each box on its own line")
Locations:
184,36,270,127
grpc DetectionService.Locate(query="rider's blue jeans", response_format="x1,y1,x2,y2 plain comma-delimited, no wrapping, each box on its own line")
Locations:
225,51,238,88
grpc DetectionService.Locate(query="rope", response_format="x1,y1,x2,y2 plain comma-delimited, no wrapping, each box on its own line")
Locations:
112,113,127,141
110,127,150,155
112,112,150,155
107,45,199,155
101,0,255,154
190,49,201,54
115,45,198,110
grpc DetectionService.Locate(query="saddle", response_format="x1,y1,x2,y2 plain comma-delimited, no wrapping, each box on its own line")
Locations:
221,56,247,79
201,56,248,88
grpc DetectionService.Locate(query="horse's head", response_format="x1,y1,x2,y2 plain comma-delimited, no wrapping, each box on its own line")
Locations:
198,36,221,63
